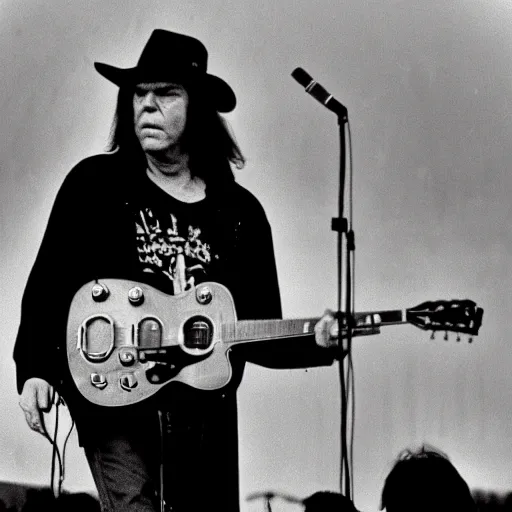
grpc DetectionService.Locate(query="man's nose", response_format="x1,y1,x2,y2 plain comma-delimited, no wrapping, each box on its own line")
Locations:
141,91,157,109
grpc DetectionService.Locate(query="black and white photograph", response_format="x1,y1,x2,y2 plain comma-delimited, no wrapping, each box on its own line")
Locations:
0,1,509,511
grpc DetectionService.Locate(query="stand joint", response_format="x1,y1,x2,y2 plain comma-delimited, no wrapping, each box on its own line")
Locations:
331,217,348,234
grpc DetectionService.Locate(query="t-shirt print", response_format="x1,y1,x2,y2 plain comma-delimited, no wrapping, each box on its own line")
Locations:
135,207,214,294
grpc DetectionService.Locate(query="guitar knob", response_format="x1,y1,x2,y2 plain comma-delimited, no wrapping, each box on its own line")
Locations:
90,373,107,389
128,286,144,305
91,283,109,302
196,286,212,305
119,347,137,366
120,374,138,391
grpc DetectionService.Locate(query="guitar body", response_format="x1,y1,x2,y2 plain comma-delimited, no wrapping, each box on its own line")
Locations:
67,279,239,407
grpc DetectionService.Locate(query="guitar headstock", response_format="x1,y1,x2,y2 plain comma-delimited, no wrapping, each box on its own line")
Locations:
406,299,483,341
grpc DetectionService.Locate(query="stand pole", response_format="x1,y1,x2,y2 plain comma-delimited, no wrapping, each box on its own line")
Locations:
331,110,353,500
158,410,166,512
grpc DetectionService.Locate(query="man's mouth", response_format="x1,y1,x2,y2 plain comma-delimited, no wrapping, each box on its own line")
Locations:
139,122,161,131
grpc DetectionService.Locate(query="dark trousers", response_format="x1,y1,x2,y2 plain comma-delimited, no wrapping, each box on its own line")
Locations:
82,394,241,512
85,429,160,512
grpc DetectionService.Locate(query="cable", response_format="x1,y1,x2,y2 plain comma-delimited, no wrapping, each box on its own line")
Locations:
44,394,75,499
48,398,62,498
60,411,75,496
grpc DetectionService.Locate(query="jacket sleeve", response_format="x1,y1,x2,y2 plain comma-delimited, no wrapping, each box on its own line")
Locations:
13,166,90,394
231,190,335,369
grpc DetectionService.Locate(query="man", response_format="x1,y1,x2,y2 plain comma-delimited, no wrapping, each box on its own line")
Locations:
14,30,338,512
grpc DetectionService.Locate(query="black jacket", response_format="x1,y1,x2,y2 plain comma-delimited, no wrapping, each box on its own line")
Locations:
13,152,334,443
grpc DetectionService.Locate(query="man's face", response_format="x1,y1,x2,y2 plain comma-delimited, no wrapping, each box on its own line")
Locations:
133,82,189,155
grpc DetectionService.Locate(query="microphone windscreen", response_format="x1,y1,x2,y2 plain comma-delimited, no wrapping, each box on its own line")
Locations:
291,67,313,87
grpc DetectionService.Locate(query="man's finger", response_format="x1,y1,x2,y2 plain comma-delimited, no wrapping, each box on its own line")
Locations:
36,383,52,412
19,380,52,437
19,388,37,414
23,409,47,436
315,309,342,348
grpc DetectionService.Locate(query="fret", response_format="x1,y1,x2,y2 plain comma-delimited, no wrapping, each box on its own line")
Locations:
221,310,407,346
354,309,405,326
221,318,319,345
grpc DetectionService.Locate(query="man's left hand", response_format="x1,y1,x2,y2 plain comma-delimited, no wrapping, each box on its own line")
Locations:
314,309,339,348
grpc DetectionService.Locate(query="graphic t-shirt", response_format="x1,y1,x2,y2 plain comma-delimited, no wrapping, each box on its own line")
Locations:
134,176,220,295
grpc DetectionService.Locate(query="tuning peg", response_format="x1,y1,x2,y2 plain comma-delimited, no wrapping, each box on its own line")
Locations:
430,332,435,340
444,331,449,341
468,337,473,344
456,333,461,342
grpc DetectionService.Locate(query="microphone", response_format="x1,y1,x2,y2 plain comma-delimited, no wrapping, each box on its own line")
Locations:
291,67,347,118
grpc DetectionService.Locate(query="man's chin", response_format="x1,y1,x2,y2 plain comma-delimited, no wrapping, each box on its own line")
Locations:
140,141,167,154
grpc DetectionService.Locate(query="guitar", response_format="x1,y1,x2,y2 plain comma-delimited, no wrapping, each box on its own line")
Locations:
66,279,483,407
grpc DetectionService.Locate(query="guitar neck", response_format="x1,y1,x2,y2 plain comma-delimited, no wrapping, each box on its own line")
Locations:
221,309,408,345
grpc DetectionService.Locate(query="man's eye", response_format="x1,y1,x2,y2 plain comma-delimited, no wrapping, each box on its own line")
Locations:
160,89,178,96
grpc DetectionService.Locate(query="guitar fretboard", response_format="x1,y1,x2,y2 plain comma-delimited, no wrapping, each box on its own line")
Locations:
221,310,407,345
221,318,319,344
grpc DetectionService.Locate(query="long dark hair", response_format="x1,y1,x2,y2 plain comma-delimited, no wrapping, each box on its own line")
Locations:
105,82,245,185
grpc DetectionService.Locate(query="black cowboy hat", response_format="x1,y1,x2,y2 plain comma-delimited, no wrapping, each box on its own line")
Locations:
94,29,236,113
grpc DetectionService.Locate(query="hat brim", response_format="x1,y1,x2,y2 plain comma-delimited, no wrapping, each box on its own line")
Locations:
94,62,236,113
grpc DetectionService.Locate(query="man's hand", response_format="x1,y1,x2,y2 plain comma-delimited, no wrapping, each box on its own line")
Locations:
314,309,339,348
19,378,59,437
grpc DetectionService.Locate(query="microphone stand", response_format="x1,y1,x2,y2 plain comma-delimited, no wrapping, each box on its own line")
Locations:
331,108,354,501
290,68,354,502
246,492,276,512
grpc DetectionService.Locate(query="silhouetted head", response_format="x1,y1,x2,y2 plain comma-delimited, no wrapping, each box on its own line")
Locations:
380,445,477,512
55,492,101,512
303,491,358,512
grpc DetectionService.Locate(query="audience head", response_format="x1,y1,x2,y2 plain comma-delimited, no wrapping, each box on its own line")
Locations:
303,490,358,512
380,445,477,512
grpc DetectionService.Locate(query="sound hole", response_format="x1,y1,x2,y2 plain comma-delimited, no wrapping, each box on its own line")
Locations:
183,317,213,349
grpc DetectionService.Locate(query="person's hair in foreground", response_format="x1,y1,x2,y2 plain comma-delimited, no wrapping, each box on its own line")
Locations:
303,490,358,512
380,445,477,512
